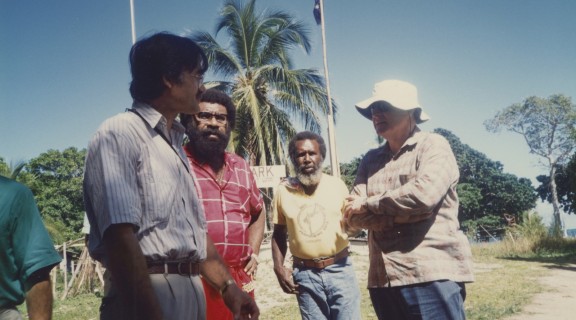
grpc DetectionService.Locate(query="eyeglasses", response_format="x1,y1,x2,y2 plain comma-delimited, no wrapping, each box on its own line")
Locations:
195,112,228,124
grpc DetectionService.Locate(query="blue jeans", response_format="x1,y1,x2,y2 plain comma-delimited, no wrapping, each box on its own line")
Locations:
369,280,466,320
292,256,362,320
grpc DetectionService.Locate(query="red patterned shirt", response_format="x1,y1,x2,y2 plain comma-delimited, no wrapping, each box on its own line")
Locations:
184,145,263,266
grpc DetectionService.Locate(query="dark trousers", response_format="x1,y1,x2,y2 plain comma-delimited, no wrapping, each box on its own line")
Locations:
100,274,206,320
369,280,467,320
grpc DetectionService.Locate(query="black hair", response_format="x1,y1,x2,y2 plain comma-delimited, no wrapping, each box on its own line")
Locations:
199,89,236,129
288,131,327,165
129,32,208,102
180,88,237,132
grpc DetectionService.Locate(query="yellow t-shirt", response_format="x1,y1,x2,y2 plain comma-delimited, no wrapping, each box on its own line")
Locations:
272,174,350,259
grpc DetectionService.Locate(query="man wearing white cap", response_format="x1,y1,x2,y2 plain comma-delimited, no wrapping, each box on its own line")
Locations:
344,80,474,320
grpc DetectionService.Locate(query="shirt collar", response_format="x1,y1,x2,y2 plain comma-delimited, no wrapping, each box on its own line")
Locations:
377,126,422,157
131,101,186,134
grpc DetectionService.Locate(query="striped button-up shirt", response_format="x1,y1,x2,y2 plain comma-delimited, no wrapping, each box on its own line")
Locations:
351,129,474,287
83,102,207,265
184,146,263,267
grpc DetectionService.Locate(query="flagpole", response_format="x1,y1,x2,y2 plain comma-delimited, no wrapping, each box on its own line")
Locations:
318,0,340,177
130,0,136,44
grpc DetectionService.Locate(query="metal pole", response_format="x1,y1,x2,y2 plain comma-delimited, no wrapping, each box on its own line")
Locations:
319,0,340,177
130,0,136,44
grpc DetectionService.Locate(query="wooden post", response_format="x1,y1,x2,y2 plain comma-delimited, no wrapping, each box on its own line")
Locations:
62,241,67,299
51,268,57,296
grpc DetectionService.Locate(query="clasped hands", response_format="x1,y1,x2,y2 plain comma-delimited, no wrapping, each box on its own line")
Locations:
344,195,433,230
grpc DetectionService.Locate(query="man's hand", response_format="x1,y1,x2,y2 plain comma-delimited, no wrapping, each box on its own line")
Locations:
345,195,397,231
244,254,259,277
273,266,299,295
222,283,260,319
344,195,368,217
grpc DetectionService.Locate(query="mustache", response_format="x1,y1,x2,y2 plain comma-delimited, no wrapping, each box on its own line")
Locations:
298,163,320,173
199,128,228,140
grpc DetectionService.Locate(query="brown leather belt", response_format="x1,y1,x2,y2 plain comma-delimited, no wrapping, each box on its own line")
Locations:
293,248,349,269
147,261,201,276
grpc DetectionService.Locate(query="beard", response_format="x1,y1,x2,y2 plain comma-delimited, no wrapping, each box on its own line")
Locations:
296,166,323,187
187,127,230,163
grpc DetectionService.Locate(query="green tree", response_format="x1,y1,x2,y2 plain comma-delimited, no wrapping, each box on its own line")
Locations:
0,157,26,180
435,128,537,232
339,156,361,190
26,147,86,240
191,0,335,165
536,152,576,216
484,94,576,236
1,156,67,242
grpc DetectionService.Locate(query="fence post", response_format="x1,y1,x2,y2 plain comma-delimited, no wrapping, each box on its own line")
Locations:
62,241,67,299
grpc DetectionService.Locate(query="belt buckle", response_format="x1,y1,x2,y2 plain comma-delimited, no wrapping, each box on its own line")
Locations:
312,257,325,263
177,261,191,275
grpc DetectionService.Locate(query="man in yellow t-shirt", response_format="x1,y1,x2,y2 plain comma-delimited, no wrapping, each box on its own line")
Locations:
271,131,362,320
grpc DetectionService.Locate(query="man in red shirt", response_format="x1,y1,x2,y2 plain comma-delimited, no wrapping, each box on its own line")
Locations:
181,89,265,320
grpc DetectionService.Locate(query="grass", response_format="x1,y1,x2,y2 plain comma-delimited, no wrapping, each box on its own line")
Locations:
466,245,544,319
262,237,576,320
465,235,576,320
21,234,576,319
259,250,378,319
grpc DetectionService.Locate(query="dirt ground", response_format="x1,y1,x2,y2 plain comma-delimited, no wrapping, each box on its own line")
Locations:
503,263,576,320
255,241,576,319
254,240,371,316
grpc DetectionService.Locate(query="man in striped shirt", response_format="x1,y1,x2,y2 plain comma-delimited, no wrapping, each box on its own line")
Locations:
181,89,265,320
345,80,474,320
83,32,259,320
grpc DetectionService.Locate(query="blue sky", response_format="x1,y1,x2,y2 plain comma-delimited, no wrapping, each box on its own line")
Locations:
1,0,575,228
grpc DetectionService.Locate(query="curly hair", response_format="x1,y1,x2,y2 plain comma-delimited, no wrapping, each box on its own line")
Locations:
288,131,326,166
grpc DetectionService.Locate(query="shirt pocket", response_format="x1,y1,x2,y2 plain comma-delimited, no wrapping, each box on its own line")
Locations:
398,173,416,186
398,169,417,186
224,181,251,214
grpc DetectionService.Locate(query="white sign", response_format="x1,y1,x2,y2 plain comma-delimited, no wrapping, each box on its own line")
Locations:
250,165,286,188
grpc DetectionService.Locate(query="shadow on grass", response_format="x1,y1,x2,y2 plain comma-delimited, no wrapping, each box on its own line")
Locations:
498,253,576,265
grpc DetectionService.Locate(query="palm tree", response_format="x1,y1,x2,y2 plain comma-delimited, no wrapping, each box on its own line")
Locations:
190,0,336,165
0,157,26,180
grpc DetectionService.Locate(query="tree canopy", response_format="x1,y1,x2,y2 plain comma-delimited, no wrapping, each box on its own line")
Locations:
436,128,537,222
484,94,576,236
537,152,576,215
26,148,86,241
0,157,26,180
1,150,86,242
190,0,335,165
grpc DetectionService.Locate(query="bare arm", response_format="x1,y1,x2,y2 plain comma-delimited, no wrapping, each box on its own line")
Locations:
245,209,265,275
201,237,259,319
103,223,163,320
271,224,298,294
25,270,53,320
